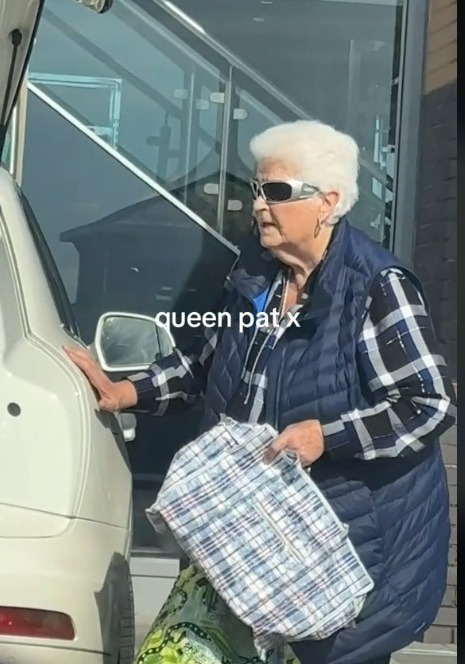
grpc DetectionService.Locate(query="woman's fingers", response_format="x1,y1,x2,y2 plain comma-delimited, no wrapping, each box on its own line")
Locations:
64,346,103,383
263,433,289,464
64,346,122,412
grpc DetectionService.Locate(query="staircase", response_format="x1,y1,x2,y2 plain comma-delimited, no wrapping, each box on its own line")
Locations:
27,0,394,249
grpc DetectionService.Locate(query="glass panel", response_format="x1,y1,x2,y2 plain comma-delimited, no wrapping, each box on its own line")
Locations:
171,0,405,247
22,0,412,555
29,0,226,230
223,90,282,244
22,90,236,552
1,115,14,172
29,0,405,248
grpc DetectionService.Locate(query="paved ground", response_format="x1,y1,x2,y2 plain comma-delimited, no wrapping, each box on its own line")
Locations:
393,644,457,663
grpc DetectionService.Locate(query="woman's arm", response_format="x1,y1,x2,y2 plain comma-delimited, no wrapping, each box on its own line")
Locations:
124,324,219,415
64,324,219,414
124,261,240,415
64,277,233,414
322,269,457,461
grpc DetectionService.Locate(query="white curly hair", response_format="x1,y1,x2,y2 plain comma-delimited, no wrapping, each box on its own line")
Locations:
249,120,360,221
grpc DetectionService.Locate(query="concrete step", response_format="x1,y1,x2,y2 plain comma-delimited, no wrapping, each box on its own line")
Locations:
393,644,457,664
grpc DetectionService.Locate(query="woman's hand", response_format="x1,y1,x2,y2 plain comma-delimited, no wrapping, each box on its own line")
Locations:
264,420,325,467
63,346,138,412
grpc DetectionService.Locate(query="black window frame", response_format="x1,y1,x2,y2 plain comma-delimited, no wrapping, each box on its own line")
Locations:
18,187,81,339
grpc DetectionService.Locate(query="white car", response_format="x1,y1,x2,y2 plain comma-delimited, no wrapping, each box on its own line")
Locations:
0,1,169,661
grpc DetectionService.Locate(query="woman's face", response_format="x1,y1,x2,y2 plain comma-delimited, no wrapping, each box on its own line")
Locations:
253,159,338,253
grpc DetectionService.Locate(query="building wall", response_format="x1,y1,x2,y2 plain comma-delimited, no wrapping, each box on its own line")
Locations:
414,0,457,646
415,0,457,377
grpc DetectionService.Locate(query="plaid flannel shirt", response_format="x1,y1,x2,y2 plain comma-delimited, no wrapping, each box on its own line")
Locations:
129,268,456,458
146,418,375,660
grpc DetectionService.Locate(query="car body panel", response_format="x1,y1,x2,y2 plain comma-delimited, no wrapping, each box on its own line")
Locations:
0,2,134,659
0,170,132,530
0,0,44,151
0,517,129,659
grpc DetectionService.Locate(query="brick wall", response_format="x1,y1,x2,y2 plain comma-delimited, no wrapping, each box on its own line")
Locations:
423,425,458,645
414,0,457,376
414,1,457,644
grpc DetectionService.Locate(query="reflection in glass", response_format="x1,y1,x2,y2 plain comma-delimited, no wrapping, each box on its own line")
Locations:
30,0,225,231
98,314,174,369
22,91,234,552
1,115,14,172
166,0,404,247
29,0,405,248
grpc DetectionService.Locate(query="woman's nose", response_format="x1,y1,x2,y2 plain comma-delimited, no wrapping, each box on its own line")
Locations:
253,195,267,213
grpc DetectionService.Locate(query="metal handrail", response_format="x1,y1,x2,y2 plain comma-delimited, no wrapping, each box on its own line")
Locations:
42,6,219,151
140,0,308,119
28,82,239,254
147,0,393,190
43,0,392,192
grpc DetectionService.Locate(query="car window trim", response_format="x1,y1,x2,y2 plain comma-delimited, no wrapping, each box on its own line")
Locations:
18,188,80,338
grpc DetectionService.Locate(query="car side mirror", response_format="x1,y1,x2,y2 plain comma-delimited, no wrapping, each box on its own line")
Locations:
94,312,175,373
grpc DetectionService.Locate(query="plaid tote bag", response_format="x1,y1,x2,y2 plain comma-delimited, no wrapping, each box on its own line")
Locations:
146,418,374,660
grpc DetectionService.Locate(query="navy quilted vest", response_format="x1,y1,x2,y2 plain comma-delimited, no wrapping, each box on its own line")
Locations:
201,219,450,664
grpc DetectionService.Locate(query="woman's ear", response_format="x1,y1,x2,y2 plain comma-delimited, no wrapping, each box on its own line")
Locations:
319,191,340,224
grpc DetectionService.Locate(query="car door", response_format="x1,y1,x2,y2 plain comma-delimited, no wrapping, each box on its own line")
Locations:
0,175,133,536
1,0,132,526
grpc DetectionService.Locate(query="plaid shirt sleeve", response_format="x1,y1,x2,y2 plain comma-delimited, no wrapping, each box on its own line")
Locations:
126,325,219,415
126,259,239,415
322,269,457,461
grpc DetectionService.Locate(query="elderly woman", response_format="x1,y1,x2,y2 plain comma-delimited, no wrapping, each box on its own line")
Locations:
66,120,456,664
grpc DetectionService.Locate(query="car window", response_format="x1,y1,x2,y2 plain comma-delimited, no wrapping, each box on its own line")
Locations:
18,187,80,339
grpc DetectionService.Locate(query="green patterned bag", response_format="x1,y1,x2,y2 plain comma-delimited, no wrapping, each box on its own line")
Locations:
134,564,300,664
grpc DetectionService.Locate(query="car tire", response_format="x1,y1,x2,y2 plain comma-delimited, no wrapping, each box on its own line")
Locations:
117,566,135,664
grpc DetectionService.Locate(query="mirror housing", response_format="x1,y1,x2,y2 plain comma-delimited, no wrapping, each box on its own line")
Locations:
94,312,175,373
